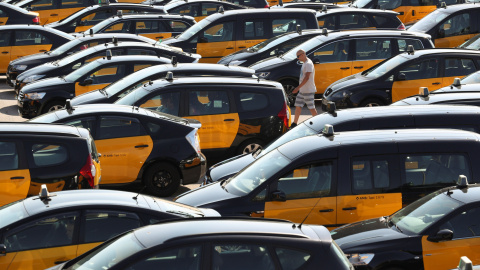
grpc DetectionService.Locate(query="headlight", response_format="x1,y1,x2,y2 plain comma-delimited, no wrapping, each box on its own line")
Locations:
331,90,352,99
346,253,374,266
13,65,27,71
24,92,46,100
23,74,45,83
229,60,246,66
255,72,270,79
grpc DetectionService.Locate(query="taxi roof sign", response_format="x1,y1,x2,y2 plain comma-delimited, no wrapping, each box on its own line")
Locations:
419,87,429,97
407,45,414,55
457,175,469,188
322,124,334,137
453,78,461,87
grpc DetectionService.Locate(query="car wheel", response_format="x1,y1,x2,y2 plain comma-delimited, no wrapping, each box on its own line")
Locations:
144,162,181,197
42,100,65,114
281,79,298,106
359,98,384,107
237,139,264,155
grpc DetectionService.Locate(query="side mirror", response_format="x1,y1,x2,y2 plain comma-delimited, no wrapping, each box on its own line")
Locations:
397,73,406,81
78,20,85,26
276,49,284,56
438,29,445,38
198,37,208,43
427,229,453,243
0,244,6,256
79,78,93,86
271,190,286,202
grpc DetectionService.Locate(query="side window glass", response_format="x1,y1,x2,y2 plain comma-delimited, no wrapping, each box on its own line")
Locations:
356,38,391,60
275,248,311,270
83,210,141,243
169,20,188,32
419,0,435,5
397,39,424,53
397,59,438,80
87,64,126,85
438,207,480,239
61,0,85,8
134,63,154,72
201,3,221,16
274,36,312,56
0,31,10,47
64,117,96,135
277,162,332,200
82,49,122,67
0,142,18,171
438,13,470,38
202,21,235,42
103,21,131,33
32,144,68,167
403,154,471,187
272,19,306,36
189,90,229,116
239,92,268,112
127,245,201,270
378,0,401,9
244,21,265,39
5,212,78,252
212,244,274,270
15,31,51,46
352,158,390,194
98,117,146,140
136,21,164,34
444,58,476,78
310,40,349,63
339,14,372,29
252,188,267,202
127,48,157,56
140,92,180,116
79,10,113,26
29,0,54,11
318,15,336,30
170,4,198,16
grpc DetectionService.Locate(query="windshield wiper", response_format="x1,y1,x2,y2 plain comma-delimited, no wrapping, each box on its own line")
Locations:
388,220,403,233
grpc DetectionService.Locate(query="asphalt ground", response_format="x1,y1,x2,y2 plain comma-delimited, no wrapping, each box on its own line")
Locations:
0,75,324,200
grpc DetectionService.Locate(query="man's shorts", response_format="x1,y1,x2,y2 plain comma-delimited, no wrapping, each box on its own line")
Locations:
294,92,315,109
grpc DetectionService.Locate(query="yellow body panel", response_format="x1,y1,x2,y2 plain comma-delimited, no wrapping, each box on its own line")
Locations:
11,44,52,61
0,46,11,74
116,0,144,3
236,39,265,51
393,6,436,24
351,59,381,74
314,61,352,94
0,169,31,206
197,40,236,63
195,15,207,22
93,159,101,187
28,181,65,196
75,82,110,96
96,135,153,184
5,245,77,270
336,193,402,225
133,64,152,72
139,32,172,41
184,113,239,149
37,7,83,24
74,25,93,32
265,197,336,226
268,0,292,6
422,235,480,270
0,17,8,25
434,34,476,48
76,242,101,256
391,78,444,102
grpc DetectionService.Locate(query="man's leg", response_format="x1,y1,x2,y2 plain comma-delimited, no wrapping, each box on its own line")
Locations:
293,106,302,124
309,108,317,117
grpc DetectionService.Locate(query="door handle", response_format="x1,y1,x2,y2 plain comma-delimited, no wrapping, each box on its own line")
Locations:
226,47,234,49
224,119,235,122
39,50,47,52
0,22,4,24
432,82,441,85
342,207,357,211
354,66,364,69
412,10,415,16
156,36,164,39
340,67,350,70
319,209,334,212
50,14,58,16
10,176,24,180
2,51,8,54
238,46,246,49
134,144,149,148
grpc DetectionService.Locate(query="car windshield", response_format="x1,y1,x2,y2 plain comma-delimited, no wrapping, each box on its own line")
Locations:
389,190,463,235
176,18,212,40
0,200,28,228
351,0,372,8
363,54,410,79
261,122,317,156
65,61,103,82
104,67,157,96
461,34,480,50
283,36,324,61
409,9,449,32
224,149,290,196
50,39,83,56
461,71,480,84
67,231,144,270
249,34,291,52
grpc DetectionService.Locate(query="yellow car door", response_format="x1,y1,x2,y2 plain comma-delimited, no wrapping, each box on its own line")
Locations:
435,12,473,48
353,38,392,76
0,30,11,73
264,162,337,227
75,64,127,97
197,21,236,63
11,30,52,61
0,141,30,207
74,9,114,32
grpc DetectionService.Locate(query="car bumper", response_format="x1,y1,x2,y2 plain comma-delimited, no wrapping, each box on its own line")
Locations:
17,95,41,119
181,152,207,185
6,69,18,87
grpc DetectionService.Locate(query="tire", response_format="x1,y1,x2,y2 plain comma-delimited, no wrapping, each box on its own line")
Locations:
237,139,264,155
144,162,181,197
281,79,298,106
42,100,65,114
359,98,385,107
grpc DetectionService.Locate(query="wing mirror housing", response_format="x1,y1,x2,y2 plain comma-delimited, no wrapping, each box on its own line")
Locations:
0,244,5,256
198,37,208,43
79,78,93,86
271,190,286,202
427,229,453,243
397,73,406,81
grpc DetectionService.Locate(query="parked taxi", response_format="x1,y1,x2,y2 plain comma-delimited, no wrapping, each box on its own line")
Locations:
0,25,73,73
161,0,247,22
459,33,480,50
322,48,480,108
316,8,404,30
0,2,40,25
433,71,480,93
161,8,318,63
393,90,480,106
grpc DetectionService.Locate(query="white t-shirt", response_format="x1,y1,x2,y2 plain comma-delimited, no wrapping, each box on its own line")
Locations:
299,58,316,94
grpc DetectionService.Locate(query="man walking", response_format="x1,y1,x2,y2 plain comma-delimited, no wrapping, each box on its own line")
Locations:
291,49,317,128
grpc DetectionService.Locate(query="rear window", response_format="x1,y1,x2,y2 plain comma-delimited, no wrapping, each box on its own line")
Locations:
32,144,68,167
239,92,268,111
373,15,399,28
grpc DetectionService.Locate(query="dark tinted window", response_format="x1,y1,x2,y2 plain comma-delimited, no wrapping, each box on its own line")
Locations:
127,245,201,270
64,117,96,135
356,38,391,60
397,39,424,53
310,40,349,63
103,21,132,33
0,142,18,171
318,15,336,30
141,92,180,116
438,207,480,239
127,48,157,56
86,64,126,85
61,0,85,8
98,117,146,139
135,20,168,34
244,21,266,39
15,31,51,46
211,244,274,270
272,18,306,36
275,248,311,270
170,4,199,16
239,92,268,111
32,144,68,167
201,3,222,16
203,21,235,42
373,15,399,28
444,58,476,78
169,20,189,32
189,90,229,116
397,59,439,80
278,162,332,200
83,210,141,243
378,0,401,9
438,13,470,38
352,158,390,194
339,13,372,29
79,10,114,26
0,31,10,47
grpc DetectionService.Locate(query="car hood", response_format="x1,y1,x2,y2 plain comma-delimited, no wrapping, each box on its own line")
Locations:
432,84,479,93
70,89,108,105
10,52,54,67
21,77,70,93
174,181,238,207
208,153,255,182
328,73,369,92
249,55,287,70
218,49,255,65
17,63,56,82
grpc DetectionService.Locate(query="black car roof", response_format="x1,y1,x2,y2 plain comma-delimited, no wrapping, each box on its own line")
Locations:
133,219,331,248
0,25,74,40
396,92,480,105
143,76,282,91
438,184,480,204
0,122,84,137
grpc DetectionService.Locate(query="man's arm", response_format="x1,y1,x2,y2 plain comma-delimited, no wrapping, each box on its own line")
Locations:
292,72,311,94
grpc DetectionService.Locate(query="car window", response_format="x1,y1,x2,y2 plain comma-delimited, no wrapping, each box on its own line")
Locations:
310,40,350,63
444,58,476,78
275,247,311,270
238,92,268,112
203,21,235,42
244,20,266,40
14,30,51,46
277,162,333,200
0,31,10,47
83,210,142,243
136,20,167,34
396,59,439,80
272,19,306,36
86,64,127,85
339,13,372,29
170,4,199,16
0,142,18,171
0,9,6,17
60,0,85,8
140,92,180,116
79,10,114,26
127,48,157,56
211,244,274,270
438,13,470,38
402,154,471,187
189,90,229,116
378,0,401,9
318,15,336,30
169,20,189,32
126,245,202,270
103,21,131,33
201,3,221,16
397,39,424,53
32,143,68,167
76,48,123,70
356,38,391,60
29,0,55,11
438,207,480,239
372,15,398,28
352,158,390,194
410,0,435,6
98,116,147,140
4,212,79,252
64,117,96,135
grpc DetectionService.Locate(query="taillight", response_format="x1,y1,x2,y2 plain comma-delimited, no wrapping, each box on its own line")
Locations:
397,23,405,30
32,16,40,24
278,102,289,129
80,156,96,188
264,4,269,7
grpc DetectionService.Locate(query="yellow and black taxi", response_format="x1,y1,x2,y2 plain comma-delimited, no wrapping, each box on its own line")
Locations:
14,40,200,93
322,48,480,108
408,4,480,48
0,25,73,74
347,0,466,24
49,218,353,270
30,104,206,197
115,76,290,161
0,188,220,270
332,177,480,270
0,2,40,25
393,89,480,106
160,0,247,22
289,0,349,4
458,33,480,50
18,54,172,118
250,29,433,103
175,128,480,229
6,33,156,86
14,0,118,25
70,63,256,105
0,122,100,207
46,3,166,33
433,70,480,93
71,13,196,41
204,104,480,184
161,8,318,63
316,8,404,30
